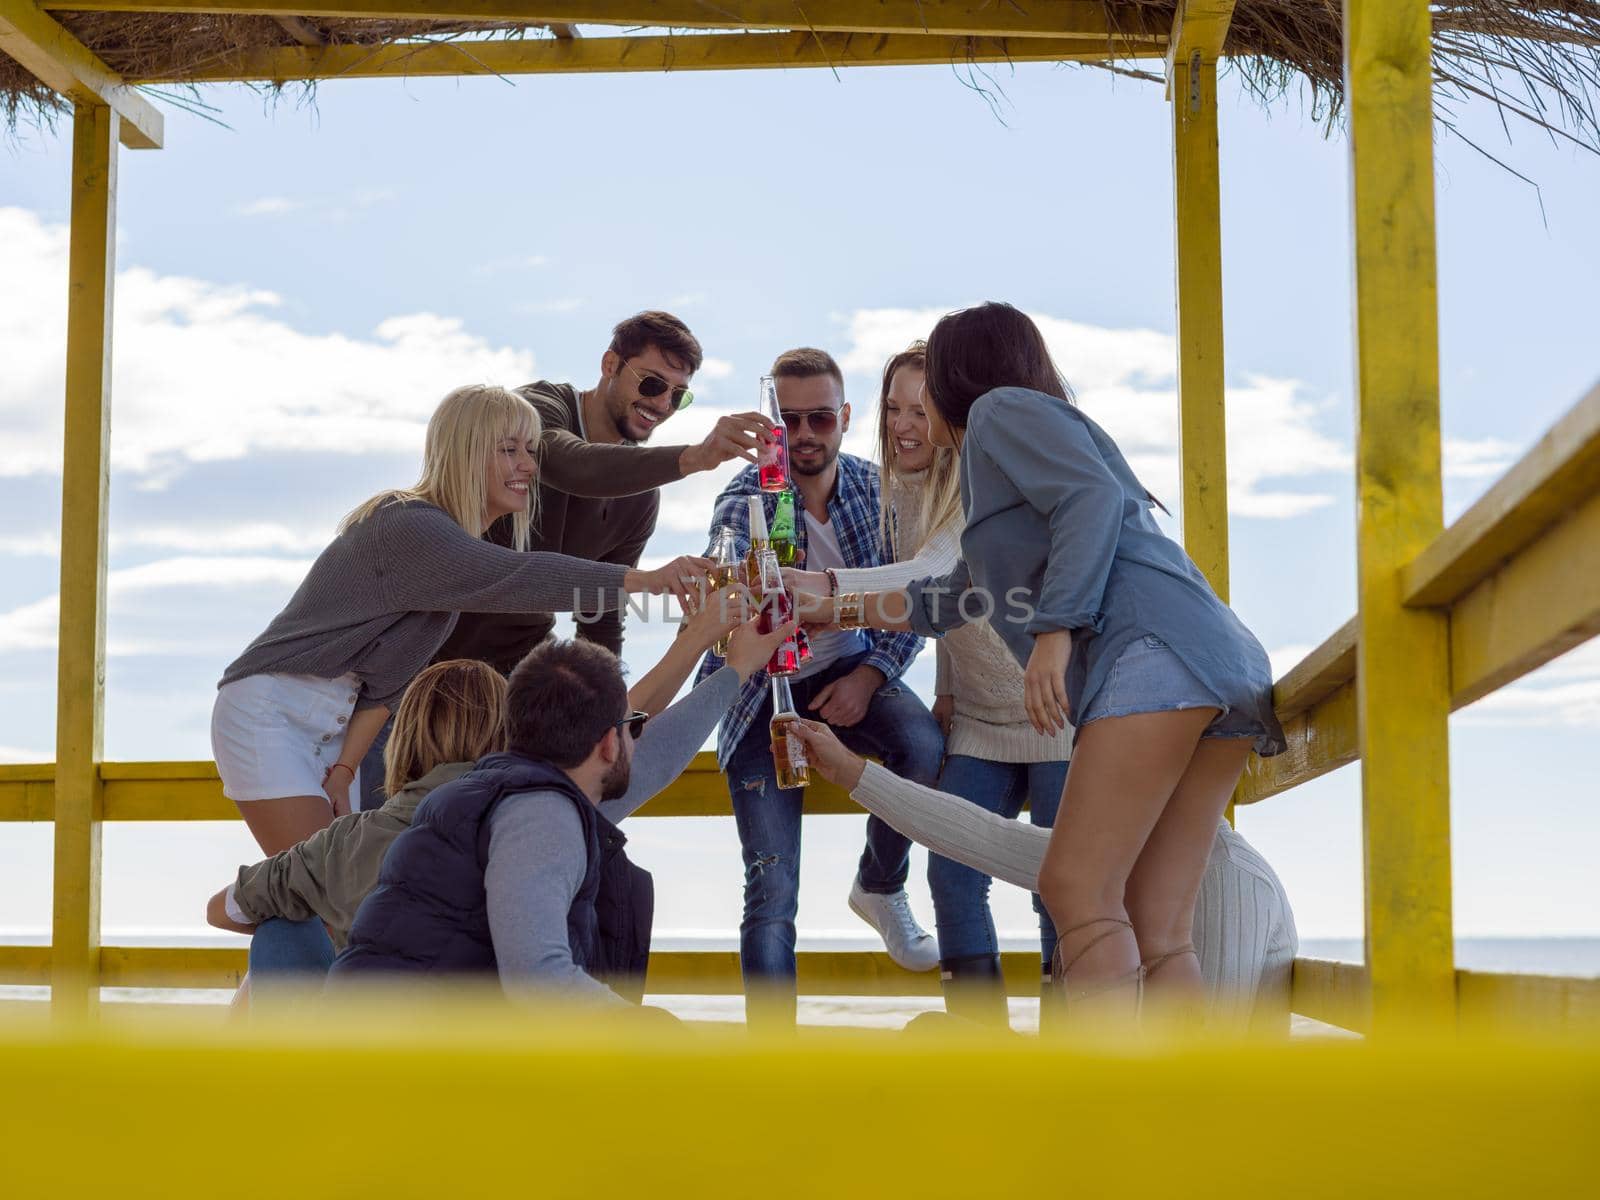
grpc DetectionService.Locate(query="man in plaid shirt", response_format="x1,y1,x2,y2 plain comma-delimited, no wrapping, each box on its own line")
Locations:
696,348,944,1026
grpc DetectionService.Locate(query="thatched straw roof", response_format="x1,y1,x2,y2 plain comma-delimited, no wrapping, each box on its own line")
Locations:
5,2,1600,151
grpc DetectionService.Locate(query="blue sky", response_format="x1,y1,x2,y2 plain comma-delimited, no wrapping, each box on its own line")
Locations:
1,55,1597,945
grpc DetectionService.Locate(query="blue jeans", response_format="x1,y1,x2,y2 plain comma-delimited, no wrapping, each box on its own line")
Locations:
249,917,335,977
930,755,1067,969
724,653,944,1013
357,716,394,813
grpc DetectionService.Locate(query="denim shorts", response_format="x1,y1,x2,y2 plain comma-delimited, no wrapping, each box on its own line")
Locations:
1077,635,1258,740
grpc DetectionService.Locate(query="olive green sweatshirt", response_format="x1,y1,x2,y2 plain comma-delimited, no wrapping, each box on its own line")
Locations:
228,761,472,949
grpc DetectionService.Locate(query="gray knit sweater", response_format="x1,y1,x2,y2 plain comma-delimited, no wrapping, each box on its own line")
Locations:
220,499,627,709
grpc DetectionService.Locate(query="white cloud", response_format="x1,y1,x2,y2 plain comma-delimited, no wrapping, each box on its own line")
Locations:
0,744,48,764
837,306,1349,520
698,357,735,381
0,533,62,556
1,206,537,486
234,197,302,217
0,522,337,559
1444,437,1520,480
1457,639,1600,729
0,555,311,654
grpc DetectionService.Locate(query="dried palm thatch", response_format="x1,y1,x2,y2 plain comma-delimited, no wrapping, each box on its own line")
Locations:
3,1,1600,155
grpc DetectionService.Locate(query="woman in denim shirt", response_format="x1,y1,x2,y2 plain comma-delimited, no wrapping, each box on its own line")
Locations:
809,302,1285,1022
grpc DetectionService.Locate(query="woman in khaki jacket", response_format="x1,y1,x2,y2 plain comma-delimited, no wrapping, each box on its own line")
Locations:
206,658,507,973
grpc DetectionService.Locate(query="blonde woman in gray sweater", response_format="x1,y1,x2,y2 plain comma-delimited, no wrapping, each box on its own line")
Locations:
786,344,1071,1024
211,384,708,857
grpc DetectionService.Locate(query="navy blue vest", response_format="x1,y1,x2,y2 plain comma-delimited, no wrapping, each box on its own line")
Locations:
330,751,653,1000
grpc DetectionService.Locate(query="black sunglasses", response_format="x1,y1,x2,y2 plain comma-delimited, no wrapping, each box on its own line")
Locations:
613,710,650,741
779,408,840,434
619,359,694,411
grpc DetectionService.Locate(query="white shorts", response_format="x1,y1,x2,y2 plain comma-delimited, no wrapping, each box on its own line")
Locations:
211,672,362,804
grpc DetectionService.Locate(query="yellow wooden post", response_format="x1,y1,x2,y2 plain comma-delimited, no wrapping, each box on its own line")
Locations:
52,101,118,1019
1171,49,1230,603
1345,0,1456,1031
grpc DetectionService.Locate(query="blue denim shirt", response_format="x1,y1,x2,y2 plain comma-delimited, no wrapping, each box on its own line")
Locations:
906,387,1285,756
696,455,923,767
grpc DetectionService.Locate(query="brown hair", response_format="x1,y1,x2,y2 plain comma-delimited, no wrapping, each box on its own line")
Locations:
610,310,703,375
924,302,1075,433
506,639,629,769
927,302,1166,512
771,346,844,391
382,659,508,797
872,342,962,554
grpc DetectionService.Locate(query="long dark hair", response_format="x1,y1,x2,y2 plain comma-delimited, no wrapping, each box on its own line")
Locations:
927,302,1167,513
923,302,1075,433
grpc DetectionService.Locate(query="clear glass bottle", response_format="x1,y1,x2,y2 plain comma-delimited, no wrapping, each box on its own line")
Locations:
757,374,790,492
755,548,800,676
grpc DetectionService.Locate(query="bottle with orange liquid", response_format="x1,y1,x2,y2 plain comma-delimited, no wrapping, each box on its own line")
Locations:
706,527,741,658
769,675,809,789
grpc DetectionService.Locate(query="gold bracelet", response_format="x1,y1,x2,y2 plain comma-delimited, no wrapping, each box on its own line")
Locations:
837,592,866,630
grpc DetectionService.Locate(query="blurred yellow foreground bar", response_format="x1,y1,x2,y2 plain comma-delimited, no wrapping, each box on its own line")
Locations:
2,997,1596,1198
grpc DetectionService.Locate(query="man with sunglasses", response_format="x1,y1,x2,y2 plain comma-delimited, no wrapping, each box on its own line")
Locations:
695,347,946,1026
334,615,796,1003
434,310,772,676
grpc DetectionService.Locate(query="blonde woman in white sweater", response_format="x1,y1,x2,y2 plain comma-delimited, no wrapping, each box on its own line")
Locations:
786,344,1072,1024
786,716,1298,1032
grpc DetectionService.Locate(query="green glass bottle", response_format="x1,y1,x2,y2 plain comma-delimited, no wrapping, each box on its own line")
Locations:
771,487,799,567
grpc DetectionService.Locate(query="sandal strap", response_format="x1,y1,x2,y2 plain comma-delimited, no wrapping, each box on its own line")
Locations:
1141,944,1197,978
1050,917,1136,981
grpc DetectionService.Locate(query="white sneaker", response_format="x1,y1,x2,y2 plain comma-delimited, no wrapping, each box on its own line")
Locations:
849,876,939,972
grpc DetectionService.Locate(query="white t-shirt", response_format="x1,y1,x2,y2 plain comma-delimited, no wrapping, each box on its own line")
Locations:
793,510,868,679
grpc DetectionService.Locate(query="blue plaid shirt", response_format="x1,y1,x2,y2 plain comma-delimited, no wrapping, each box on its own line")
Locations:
695,454,923,767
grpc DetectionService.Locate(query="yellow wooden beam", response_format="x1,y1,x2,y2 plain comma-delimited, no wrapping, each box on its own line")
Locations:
130,30,1162,84
0,752,864,821
1346,0,1455,1033
1170,46,1229,600
1166,0,1236,81
47,0,1167,42
1234,672,1357,806
0,0,163,148
1404,381,1600,608
5,1020,1600,1200
0,943,1046,997
1449,483,1600,709
1289,957,1370,1034
50,103,119,1022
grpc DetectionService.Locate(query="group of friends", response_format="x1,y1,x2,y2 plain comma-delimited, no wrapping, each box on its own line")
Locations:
205,304,1298,1031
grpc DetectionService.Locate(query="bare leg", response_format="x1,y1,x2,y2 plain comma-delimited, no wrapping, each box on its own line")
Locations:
236,795,334,856
1124,737,1253,1024
1037,708,1217,1021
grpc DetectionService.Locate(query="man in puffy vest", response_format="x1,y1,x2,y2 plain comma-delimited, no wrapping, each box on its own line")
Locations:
332,623,789,1005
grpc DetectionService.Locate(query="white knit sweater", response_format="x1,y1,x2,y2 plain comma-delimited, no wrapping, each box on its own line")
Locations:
852,761,1298,1031
832,474,1073,763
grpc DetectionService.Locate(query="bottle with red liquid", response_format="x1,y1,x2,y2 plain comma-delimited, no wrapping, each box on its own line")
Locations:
757,374,790,493
754,547,800,676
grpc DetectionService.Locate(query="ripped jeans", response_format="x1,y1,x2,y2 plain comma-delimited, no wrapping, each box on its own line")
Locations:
724,652,944,1013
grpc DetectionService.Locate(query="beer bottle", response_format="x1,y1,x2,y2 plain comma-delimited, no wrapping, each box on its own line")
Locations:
769,675,810,789
771,486,799,567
